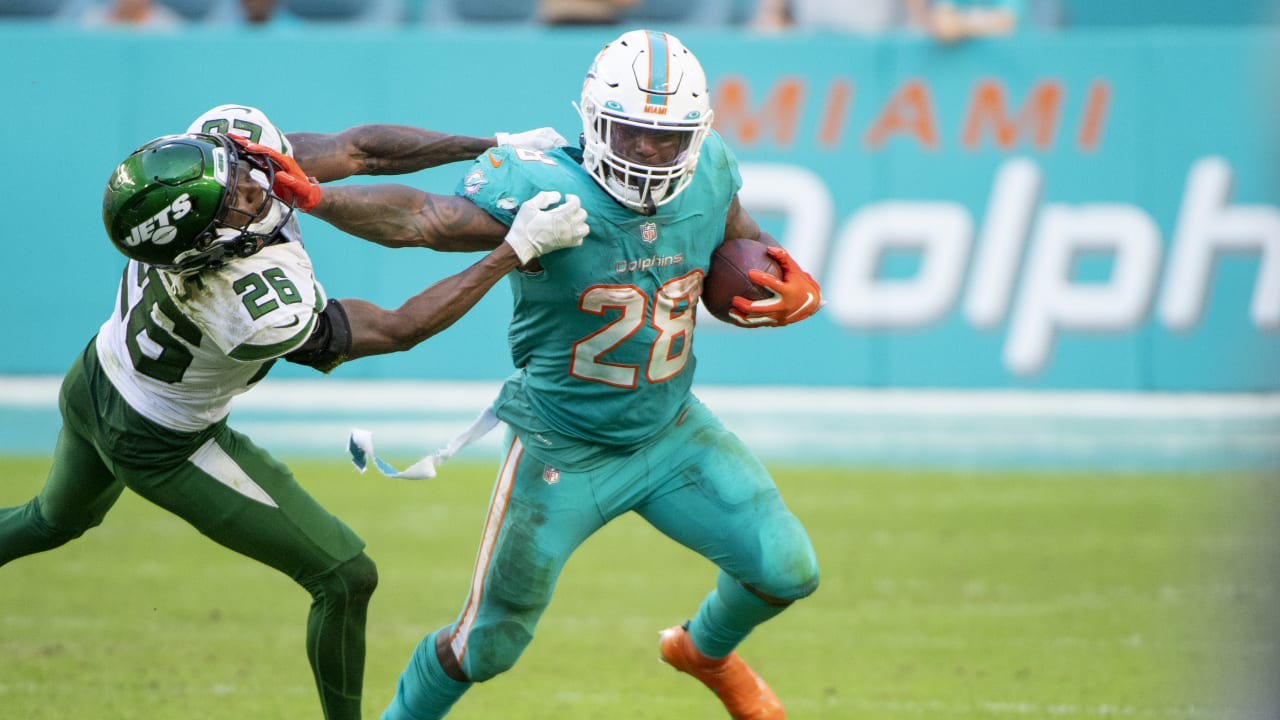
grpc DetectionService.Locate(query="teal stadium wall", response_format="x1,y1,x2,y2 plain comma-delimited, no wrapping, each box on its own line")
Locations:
1,24,1277,469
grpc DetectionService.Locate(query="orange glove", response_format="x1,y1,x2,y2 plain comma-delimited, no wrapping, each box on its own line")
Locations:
226,133,322,212
728,246,822,327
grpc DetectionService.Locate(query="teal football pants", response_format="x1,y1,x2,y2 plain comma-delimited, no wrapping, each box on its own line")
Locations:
384,399,819,718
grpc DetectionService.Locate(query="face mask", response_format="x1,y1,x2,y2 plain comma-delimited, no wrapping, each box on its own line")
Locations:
247,195,288,237
209,195,290,263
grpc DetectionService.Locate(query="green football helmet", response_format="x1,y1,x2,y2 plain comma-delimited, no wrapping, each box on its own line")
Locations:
102,133,294,274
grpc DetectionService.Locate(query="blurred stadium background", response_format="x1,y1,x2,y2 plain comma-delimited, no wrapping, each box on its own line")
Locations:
1,1,1278,718
0,0,1277,470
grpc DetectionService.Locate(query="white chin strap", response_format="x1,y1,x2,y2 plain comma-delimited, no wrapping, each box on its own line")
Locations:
211,197,287,256
248,197,287,237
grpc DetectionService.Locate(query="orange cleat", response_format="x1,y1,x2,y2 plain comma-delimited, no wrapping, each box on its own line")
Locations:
659,624,785,720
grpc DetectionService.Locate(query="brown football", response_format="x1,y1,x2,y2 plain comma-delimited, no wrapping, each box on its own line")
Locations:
702,238,781,324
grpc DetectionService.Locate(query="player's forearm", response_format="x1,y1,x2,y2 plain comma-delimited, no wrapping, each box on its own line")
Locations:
311,185,504,252
309,184,431,247
349,125,496,175
389,244,520,348
343,245,520,359
289,126,496,183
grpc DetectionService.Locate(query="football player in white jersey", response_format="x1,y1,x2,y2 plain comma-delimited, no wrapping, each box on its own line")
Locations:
0,107,587,720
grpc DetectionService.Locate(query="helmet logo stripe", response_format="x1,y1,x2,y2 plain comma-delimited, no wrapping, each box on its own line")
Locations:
643,30,670,112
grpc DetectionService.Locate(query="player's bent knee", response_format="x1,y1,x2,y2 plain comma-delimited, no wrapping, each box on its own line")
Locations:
336,552,379,601
4,498,97,558
458,619,534,682
33,496,105,542
755,514,821,601
748,562,820,605
783,552,822,601
306,552,378,606
742,566,819,604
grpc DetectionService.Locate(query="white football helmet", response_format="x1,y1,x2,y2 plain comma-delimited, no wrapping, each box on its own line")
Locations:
186,104,293,157
576,29,714,214
186,104,301,246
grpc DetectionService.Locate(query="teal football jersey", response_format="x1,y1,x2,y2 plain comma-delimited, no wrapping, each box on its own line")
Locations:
457,132,743,449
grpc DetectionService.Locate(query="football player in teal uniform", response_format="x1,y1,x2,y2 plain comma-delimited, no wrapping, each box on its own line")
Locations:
0,105,587,720
305,30,825,720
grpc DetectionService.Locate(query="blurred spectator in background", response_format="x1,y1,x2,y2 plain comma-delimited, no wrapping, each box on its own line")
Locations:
749,0,789,31
537,0,639,25
79,0,182,27
751,0,1058,36
906,0,1025,42
753,0,908,33
235,0,301,27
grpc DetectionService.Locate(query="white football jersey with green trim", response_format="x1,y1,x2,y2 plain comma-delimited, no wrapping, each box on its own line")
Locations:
95,241,324,432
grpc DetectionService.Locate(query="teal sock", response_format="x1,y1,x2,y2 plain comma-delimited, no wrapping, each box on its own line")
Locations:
688,571,787,659
382,630,472,720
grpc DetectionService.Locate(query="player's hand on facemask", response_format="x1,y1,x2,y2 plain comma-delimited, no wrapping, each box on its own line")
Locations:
495,127,569,151
729,246,823,327
504,191,589,264
225,134,323,212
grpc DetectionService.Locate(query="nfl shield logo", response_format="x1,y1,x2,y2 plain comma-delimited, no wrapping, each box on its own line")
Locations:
543,466,560,485
640,222,658,243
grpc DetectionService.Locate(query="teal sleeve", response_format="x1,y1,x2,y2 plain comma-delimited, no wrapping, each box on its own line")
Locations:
456,146,539,227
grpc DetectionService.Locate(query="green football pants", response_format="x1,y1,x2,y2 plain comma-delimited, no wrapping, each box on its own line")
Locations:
0,343,374,720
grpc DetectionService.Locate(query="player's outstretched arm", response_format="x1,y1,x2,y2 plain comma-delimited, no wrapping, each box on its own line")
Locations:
312,184,512,252
335,192,588,361
286,192,587,372
288,125,568,183
336,245,521,360
289,126,495,183
231,134,513,252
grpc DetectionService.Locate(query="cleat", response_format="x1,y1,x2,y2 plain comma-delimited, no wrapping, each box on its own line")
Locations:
659,624,785,720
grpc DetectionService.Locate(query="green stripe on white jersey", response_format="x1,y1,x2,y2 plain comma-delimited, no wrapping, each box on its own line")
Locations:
96,241,326,433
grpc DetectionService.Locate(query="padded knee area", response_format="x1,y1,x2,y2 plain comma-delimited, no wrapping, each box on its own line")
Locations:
0,498,87,566
754,513,821,602
33,496,101,543
306,552,379,605
458,619,534,682
13,497,85,545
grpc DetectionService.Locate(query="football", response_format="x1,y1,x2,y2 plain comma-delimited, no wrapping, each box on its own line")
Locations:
701,238,781,324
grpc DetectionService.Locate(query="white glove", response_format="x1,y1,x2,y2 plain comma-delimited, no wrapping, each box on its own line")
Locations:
504,191,589,264
495,127,568,151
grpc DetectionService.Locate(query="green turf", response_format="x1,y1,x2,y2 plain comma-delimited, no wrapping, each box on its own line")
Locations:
2,456,1277,719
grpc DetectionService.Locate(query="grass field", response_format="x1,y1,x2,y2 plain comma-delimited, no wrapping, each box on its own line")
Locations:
1,455,1277,720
